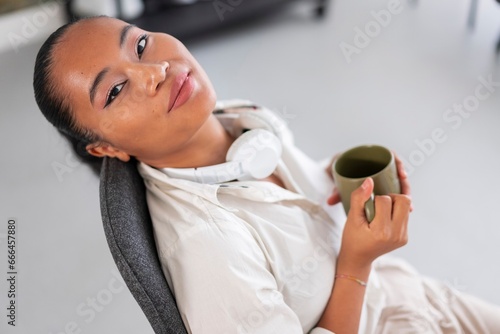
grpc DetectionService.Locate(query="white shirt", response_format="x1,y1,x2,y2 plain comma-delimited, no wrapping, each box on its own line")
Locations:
137,102,385,334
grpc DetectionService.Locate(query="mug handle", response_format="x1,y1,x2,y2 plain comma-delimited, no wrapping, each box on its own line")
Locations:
364,193,375,223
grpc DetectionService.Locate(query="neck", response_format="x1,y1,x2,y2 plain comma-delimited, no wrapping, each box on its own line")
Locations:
145,115,234,169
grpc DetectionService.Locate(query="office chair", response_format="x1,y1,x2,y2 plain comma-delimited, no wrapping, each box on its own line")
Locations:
99,156,187,334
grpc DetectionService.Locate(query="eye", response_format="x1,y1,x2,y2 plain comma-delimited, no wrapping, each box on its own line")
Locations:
105,82,125,107
137,34,148,58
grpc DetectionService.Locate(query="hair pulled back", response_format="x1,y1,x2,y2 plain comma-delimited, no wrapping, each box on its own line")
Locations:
33,18,104,167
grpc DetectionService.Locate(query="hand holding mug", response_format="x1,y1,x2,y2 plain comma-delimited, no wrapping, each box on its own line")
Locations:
337,177,411,271
327,145,412,220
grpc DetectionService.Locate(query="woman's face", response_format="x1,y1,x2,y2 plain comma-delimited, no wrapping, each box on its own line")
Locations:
51,17,217,163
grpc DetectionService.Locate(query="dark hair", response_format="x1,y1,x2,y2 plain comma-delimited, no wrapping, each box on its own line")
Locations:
33,17,104,173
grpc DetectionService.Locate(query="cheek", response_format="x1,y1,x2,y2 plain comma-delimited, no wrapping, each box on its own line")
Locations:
128,85,149,105
97,117,116,136
125,85,164,117
96,104,147,141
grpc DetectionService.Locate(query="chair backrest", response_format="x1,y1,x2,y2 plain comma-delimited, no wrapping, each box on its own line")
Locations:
99,157,187,334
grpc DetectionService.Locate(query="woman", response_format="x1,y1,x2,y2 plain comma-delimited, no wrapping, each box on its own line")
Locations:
33,16,500,333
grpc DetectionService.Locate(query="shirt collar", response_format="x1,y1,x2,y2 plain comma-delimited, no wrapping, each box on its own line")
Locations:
137,160,309,207
138,161,223,206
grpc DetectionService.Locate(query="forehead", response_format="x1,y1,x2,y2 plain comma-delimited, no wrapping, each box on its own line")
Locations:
50,18,128,103
54,17,127,72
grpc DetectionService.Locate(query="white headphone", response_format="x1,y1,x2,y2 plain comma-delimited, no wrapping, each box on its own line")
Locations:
160,105,284,184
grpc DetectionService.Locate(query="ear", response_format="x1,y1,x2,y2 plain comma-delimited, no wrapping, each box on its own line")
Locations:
86,142,131,162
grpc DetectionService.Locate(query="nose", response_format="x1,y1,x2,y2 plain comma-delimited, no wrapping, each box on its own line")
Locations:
128,61,169,97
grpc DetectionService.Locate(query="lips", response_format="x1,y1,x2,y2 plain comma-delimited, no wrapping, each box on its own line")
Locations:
168,72,194,112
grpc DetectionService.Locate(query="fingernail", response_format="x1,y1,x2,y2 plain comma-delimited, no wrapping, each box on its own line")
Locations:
361,178,370,189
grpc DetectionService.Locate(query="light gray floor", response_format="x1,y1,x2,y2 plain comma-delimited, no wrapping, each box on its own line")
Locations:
1,0,499,333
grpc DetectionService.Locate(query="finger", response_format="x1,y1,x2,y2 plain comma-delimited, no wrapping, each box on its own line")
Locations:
348,178,374,223
393,152,408,179
399,174,412,197
393,152,413,208
370,195,392,229
389,194,411,235
400,212,409,245
394,175,413,212
327,189,341,205
393,152,409,183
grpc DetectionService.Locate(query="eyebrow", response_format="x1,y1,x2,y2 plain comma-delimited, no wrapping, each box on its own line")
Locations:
120,24,135,48
89,24,135,106
89,68,109,106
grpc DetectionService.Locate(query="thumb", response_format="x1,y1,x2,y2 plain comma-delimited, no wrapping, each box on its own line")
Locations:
348,178,374,219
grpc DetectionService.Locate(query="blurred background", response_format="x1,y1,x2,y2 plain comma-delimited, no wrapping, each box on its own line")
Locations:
1,0,499,333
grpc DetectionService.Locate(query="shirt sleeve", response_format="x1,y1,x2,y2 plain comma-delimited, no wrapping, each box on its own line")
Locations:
161,219,305,334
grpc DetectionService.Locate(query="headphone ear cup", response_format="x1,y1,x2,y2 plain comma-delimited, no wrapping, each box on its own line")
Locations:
226,129,282,181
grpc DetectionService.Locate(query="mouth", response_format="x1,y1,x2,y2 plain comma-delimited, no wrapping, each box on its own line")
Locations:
167,71,194,113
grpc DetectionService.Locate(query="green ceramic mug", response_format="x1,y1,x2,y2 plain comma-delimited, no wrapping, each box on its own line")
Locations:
332,145,401,222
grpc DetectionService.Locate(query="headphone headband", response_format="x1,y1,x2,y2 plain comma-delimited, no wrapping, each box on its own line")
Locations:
161,161,245,184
